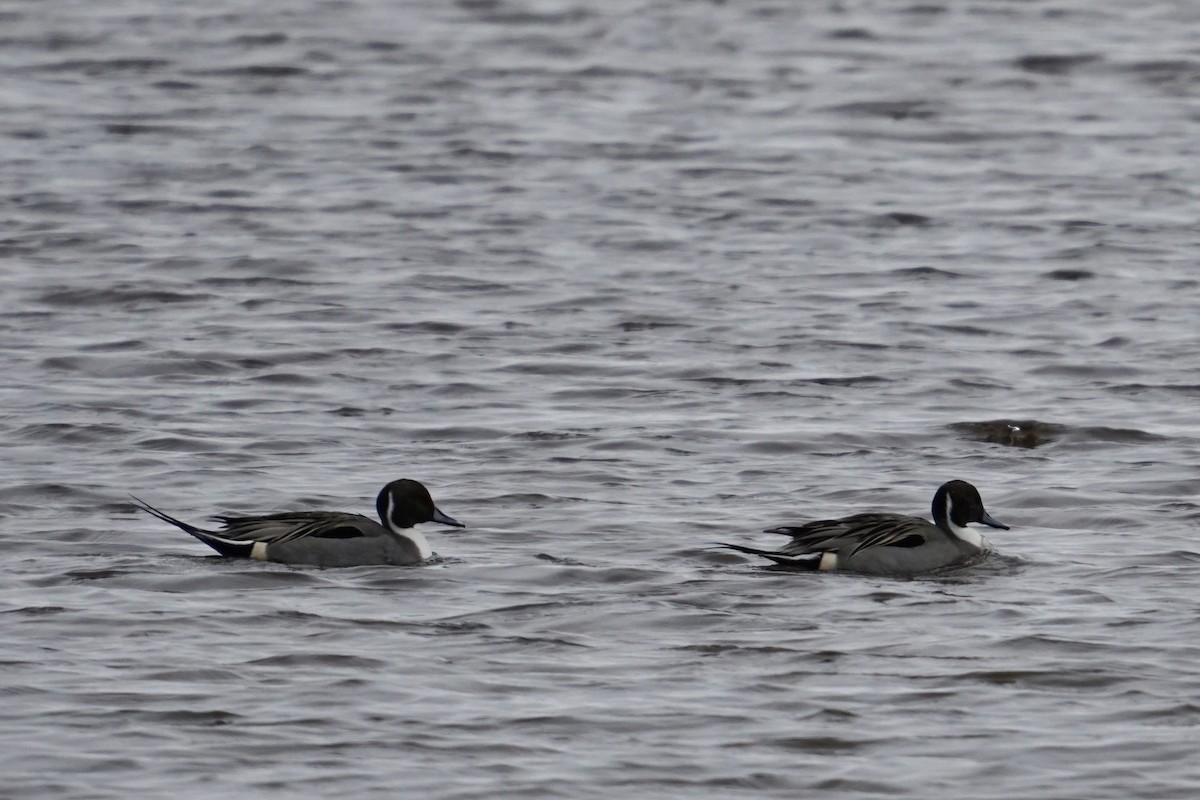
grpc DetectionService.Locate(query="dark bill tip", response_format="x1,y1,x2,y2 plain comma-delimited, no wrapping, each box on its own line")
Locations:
980,511,1009,530
432,507,465,528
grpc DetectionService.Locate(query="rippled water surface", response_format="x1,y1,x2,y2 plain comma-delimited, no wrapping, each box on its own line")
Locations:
4,1,1200,797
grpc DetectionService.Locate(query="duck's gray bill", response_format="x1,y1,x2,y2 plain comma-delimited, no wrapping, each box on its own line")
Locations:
980,511,1009,530
432,507,465,528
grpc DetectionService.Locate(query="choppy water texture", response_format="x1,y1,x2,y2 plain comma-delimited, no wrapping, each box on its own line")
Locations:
3,1,1200,798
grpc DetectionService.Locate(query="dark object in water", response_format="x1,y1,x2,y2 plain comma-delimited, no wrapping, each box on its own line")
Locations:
948,419,1065,449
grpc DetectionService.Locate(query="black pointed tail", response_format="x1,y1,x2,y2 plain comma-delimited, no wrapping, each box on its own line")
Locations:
715,542,823,570
131,496,254,559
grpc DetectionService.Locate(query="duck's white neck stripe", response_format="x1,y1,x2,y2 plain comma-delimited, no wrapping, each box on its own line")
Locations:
944,496,984,549
386,494,432,561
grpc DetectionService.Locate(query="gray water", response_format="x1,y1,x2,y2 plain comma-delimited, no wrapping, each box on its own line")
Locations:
4,1,1200,797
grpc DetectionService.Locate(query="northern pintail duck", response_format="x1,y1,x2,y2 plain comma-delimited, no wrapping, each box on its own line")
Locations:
133,479,464,567
720,479,1008,576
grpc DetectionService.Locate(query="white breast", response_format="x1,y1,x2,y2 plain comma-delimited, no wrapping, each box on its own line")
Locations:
402,529,433,561
385,494,432,560
944,496,984,549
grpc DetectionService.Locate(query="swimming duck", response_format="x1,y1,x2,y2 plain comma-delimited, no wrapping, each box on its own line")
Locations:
133,478,463,567
720,479,1007,576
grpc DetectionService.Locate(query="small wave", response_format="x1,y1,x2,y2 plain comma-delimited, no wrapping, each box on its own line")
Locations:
1014,53,1102,75
616,318,689,332
14,422,130,444
244,653,387,669
37,286,207,307
954,668,1126,689
1044,268,1095,281
508,431,591,442
824,99,940,119
869,211,934,227
198,64,307,78
888,266,963,279
29,57,170,75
